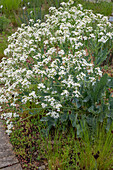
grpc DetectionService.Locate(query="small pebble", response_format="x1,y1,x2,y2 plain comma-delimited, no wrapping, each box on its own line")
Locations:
38,165,46,170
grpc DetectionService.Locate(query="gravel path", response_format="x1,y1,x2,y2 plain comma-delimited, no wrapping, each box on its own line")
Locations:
0,120,22,170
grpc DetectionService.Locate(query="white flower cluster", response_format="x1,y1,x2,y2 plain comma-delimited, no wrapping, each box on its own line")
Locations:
0,106,2,111
0,0,112,119
1,112,19,135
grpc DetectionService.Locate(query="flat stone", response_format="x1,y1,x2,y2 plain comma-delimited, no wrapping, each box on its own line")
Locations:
0,120,22,169
0,163,22,170
0,157,18,168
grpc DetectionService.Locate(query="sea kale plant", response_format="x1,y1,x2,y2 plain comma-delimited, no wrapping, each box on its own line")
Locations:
0,0,113,135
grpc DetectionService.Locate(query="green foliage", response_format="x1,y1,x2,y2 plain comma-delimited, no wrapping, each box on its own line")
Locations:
76,121,113,170
10,117,113,169
41,73,113,137
0,0,112,168
0,33,8,61
19,7,43,24
19,0,113,25
85,36,113,67
77,0,113,16
23,0,112,17
0,0,21,14
0,15,10,32
1,1,113,137
0,0,112,62
10,116,47,169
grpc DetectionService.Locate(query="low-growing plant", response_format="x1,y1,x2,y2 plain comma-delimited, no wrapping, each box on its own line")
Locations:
0,15,10,32
19,7,43,25
19,0,113,29
0,0,21,14
9,116,113,169
0,1,113,136
78,0,113,16
75,121,113,170
0,33,8,61
22,0,113,16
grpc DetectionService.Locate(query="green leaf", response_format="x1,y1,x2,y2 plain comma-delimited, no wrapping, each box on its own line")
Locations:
40,117,48,122
109,98,113,110
110,109,113,120
88,105,95,113
83,96,90,103
76,100,81,109
29,111,33,115
106,111,112,118
106,118,112,131
69,113,78,127
76,124,82,137
60,112,68,123
92,74,108,102
108,77,113,88
69,114,74,121
47,118,57,127
99,113,105,123
86,115,97,129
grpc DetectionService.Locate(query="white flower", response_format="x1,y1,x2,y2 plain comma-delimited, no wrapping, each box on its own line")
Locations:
46,111,59,118
58,50,65,55
41,103,47,108
0,5,3,8
23,6,26,10
0,106,2,111
89,77,96,82
98,36,108,43
38,83,46,89
0,0,111,122
30,11,33,14
7,123,13,130
6,120,10,125
6,129,12,135
77,4,83,10
61,90,69,97
13,113,19,117
29,91,36,98
10,103,17,107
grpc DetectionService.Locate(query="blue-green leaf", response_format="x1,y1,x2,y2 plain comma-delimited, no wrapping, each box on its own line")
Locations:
40,117,48,122
60,112,68,123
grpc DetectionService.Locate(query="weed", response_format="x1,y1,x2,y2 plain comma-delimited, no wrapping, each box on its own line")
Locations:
0,0,21,14
9,118,113,169
0,15,10,32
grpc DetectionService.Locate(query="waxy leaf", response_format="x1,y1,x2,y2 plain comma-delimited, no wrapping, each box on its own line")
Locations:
60,112,68,122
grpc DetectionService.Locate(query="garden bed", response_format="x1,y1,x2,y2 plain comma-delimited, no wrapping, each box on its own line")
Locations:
0,0,113,169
